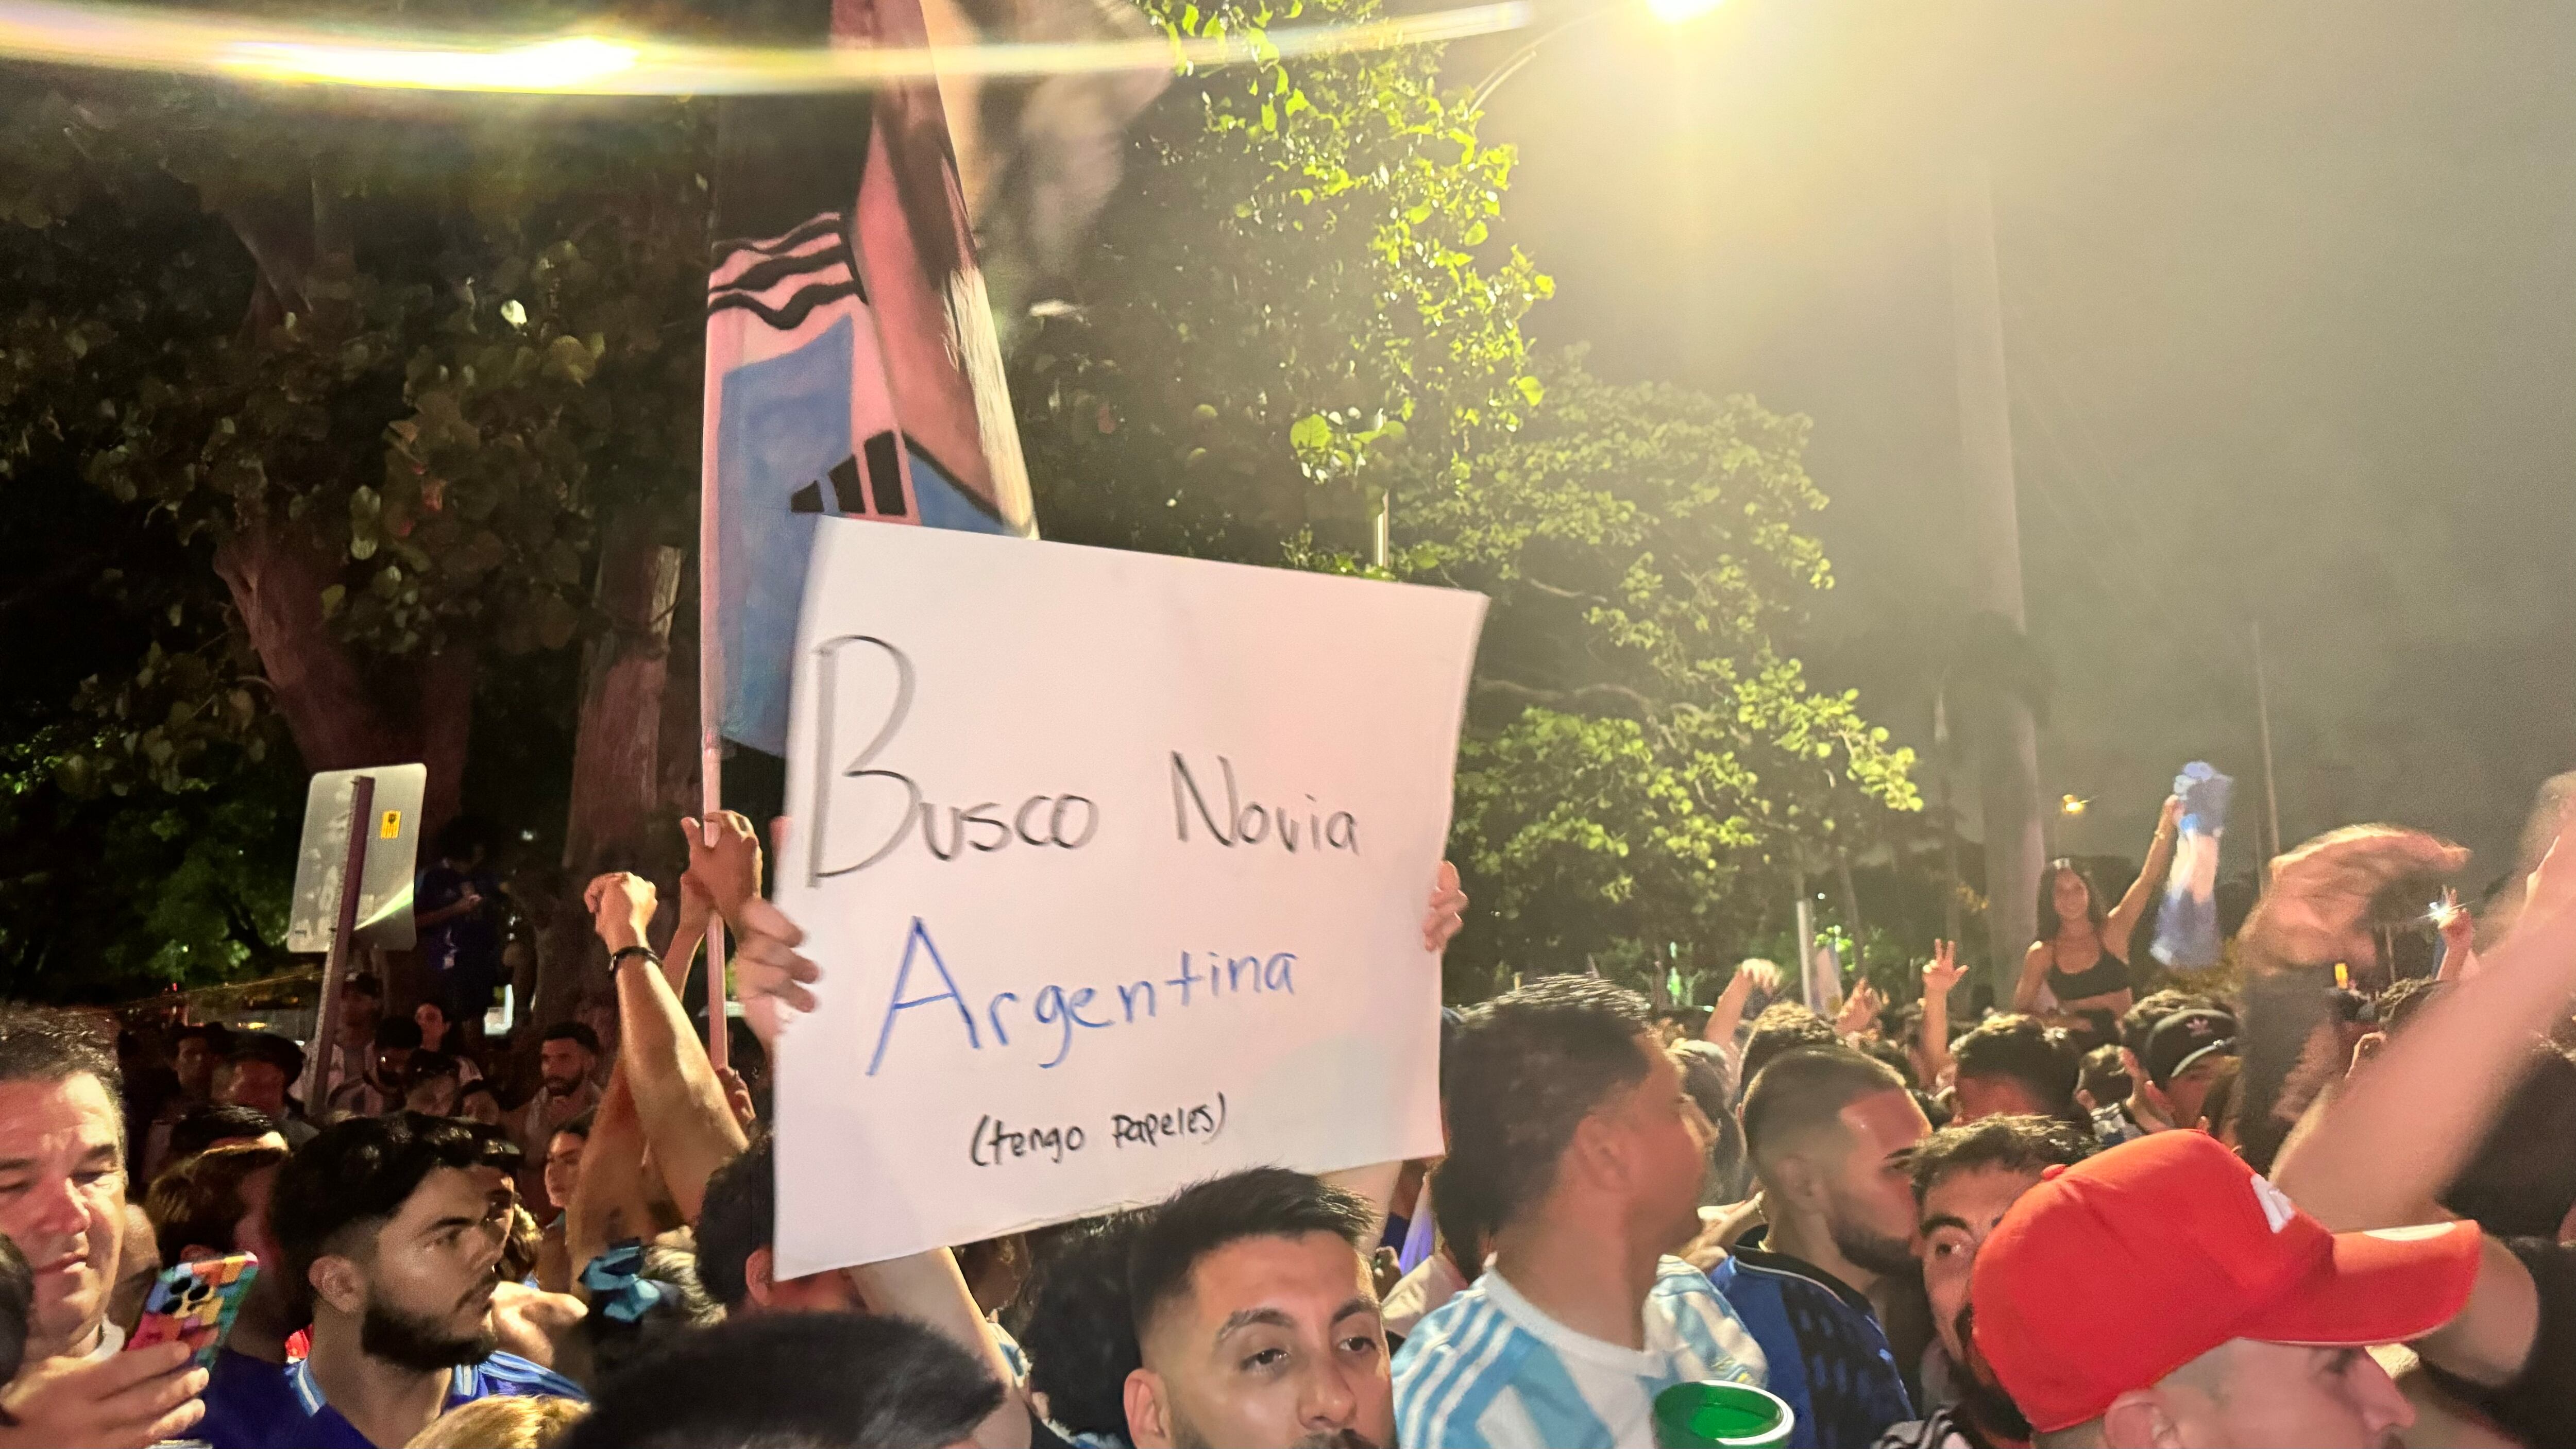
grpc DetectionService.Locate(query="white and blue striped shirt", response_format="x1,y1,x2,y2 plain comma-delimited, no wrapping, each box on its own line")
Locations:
1394,1257,1769,1449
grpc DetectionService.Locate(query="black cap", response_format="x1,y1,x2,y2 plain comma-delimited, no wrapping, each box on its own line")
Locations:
2144,1009,2237,1089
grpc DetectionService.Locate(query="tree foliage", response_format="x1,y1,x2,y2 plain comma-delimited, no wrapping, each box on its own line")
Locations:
1015,0,1919,1001
0,37,709,995
1402,359,1918,997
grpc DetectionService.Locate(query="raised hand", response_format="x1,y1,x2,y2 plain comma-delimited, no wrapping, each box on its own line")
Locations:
736,895,821,1018
584,872,656,956
2240,826,2468,974
1422,861,1468,953
683,810,765,921
1835,982,1884,1039
1922,939,1964,1000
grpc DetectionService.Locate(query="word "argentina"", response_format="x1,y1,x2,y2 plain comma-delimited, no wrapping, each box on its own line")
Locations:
868,918,1297,1075
1171,752,1358,852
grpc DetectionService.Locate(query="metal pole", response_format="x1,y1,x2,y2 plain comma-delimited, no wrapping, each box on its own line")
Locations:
304,774,375,1105
699,408,730,1073
701,548,732,1076
2251,621,2283,879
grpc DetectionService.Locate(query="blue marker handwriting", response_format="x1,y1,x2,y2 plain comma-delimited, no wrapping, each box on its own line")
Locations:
868,917,1295,1076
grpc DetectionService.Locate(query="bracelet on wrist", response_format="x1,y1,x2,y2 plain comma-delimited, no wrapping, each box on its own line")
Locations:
609,945,660,974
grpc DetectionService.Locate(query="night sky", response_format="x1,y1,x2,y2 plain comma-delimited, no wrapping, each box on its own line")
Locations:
1446,0,2576,888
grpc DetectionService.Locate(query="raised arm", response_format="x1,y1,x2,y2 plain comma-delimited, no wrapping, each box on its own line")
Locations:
2103,796,2183,949
2012,940,2053,1013
586,869,748,1225
1919,940,1965,1089
845,1250,1034,1449
1704,960,1773,1052
2266,823,2576,1389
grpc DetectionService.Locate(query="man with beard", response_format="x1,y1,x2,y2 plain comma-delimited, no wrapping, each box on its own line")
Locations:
1873,1115,2093,1449
198,1112,583,1447
1122,1168,1393,1449
513,1025,601,1167
1729,1047,1931,1448
1396,977,1767,1449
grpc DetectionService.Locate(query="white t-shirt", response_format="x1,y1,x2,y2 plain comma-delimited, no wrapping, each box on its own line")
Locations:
1394,1257,1767,1449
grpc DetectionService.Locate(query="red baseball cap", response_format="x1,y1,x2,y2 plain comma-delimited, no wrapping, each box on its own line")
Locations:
1971,1130,2482,1433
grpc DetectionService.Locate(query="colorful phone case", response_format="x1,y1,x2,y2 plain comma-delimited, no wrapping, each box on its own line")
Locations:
127,1253,259,1368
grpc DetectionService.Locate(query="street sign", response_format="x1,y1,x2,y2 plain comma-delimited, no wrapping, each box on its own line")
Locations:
286,765,427,954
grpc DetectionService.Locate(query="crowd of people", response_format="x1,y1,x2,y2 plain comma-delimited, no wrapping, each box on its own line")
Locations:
4,785,2576,1449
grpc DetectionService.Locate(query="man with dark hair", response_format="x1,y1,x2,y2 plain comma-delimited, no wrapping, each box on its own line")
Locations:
1396,977,1765,1449
0,1006,215,1444
696,1132,866,1316
1874,1116,2092,1449
197,1112,583,1448
222,1031,318,1149
168,1102,289,1163
1948,1015,2079,1125
1122,1168,1389,1449
1017,1214,1145,1446
2089,990,2232,1146
326,1017,423,1122
146,1139,289,1268
1730,1047,1927,1449
2131,1010,2238,1137
562,1310,1003,1449
144,1021,239,1176
514,1024,601,1165
1740,1002,1842,1095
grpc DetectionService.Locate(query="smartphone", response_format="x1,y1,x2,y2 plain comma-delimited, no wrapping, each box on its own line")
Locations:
127,1253,260,1369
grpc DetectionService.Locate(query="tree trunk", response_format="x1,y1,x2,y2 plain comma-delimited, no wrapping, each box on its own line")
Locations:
532,509,686,1035
213,523,402,773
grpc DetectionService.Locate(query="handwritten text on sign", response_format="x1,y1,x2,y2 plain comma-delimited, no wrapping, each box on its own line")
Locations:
772,521,1486,1273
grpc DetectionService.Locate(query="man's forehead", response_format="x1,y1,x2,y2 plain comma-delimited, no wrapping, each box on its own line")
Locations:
1179,1233,1371,1328
0,1072,120,1141
1922,1164,2043,1226
386,1165,490,1228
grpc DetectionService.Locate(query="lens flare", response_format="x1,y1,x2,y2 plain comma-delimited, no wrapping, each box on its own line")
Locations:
0,0,1532,94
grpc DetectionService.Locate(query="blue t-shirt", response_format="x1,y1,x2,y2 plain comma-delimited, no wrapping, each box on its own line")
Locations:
416,864,501,980
199,1348,585,1449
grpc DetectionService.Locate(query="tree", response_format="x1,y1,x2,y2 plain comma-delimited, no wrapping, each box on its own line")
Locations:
0,56,710,999
1013,0,1919,1002
1406,357,1919,999
1016,0,1550,566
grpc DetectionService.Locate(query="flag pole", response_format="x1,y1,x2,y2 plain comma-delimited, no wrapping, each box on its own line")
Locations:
700,419,730,1073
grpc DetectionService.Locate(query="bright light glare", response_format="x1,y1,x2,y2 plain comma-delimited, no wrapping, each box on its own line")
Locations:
229,35,639,92
0,0,1532,94
1645,0,1722,25
2059,794,2089,816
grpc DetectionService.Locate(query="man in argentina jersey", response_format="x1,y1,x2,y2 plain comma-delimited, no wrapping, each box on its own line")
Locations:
1397,979,1768,1448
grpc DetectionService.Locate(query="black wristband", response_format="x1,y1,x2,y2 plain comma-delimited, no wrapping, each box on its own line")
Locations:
609,945,660,974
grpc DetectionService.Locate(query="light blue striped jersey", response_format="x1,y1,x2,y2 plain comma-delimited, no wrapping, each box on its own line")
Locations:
1393,1257,1769,1449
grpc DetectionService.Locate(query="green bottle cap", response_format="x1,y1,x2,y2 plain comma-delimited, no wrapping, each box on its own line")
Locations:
1652,1379,1795,1449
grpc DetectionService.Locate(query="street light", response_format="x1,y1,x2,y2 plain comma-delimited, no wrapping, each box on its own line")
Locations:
1365,0,1723,570
1464,0,1722,123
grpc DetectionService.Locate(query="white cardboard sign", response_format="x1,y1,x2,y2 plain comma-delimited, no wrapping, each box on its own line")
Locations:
772,521,1486,1273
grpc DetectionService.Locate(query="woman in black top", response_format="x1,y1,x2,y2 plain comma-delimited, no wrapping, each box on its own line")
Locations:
2013,796,2179,1018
